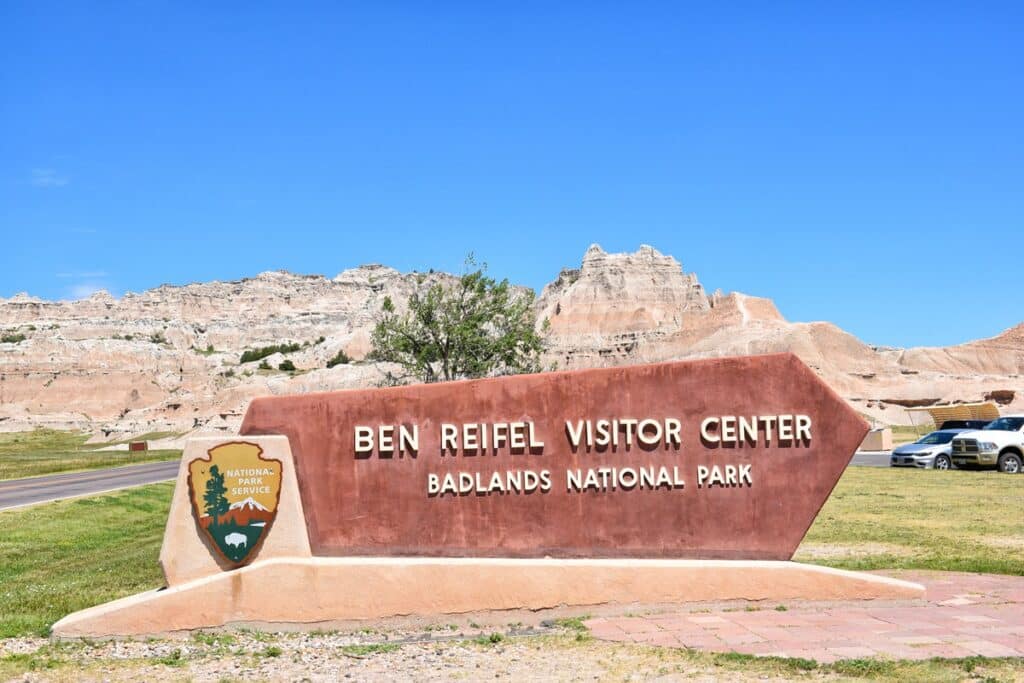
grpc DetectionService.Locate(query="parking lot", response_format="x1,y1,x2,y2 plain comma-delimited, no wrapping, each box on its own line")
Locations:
849,450,891,467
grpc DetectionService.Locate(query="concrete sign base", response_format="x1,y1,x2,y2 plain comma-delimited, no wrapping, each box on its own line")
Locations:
52,556,924,637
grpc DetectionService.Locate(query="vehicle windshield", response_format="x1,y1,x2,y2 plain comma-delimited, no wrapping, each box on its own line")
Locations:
983,417,1024,432
916,432,954,445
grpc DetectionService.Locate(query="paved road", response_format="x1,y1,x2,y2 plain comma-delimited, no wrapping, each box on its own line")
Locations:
0,460,180,511
849,450,891,467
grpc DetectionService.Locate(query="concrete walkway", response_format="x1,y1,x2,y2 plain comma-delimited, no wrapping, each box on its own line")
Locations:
586,571,1024,662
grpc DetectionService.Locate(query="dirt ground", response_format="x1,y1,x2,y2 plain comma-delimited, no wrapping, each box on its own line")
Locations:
0,629,802,682
4,621,1023,682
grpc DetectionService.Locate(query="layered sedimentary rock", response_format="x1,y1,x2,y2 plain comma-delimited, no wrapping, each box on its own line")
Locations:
0,245,1021,437
537,245,1023,424
0,267,451,437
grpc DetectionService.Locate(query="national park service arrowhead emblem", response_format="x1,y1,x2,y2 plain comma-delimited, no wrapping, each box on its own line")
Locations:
187,441,282,567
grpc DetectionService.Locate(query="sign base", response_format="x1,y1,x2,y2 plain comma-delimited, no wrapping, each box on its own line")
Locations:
52,557,923,637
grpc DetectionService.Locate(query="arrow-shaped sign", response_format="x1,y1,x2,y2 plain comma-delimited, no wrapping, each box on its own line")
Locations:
240,353,867,561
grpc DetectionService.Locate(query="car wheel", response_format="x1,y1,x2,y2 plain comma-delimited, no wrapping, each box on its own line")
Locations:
933,455,952,470
998,452,1022,474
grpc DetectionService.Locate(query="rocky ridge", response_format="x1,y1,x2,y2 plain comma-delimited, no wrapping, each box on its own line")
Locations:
0,245,1020,438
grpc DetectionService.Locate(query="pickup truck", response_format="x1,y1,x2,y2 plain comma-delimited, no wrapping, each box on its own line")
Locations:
951,415,1024,473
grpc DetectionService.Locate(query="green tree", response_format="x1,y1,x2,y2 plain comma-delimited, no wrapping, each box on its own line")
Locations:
203,465,230,527
369,256,546,384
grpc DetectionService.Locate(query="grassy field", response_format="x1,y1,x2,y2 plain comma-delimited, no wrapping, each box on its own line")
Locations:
0,467,1020,639
0,483,171,637
796,467,1024,575
0,429,182,480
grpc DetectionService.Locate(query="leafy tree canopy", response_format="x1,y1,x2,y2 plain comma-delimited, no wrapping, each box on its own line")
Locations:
369,255,546,384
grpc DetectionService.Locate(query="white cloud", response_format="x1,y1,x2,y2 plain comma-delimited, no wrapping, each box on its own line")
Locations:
31,168,69,188
68,284,104,299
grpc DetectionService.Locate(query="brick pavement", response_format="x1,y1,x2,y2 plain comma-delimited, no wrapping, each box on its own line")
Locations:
585,571,1024,663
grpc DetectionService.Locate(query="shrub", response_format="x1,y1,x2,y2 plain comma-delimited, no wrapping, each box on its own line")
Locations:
258,359,272,370
155,648,185,667
370,254,543,384
278,360,296,372
240,343,302,364
326,350,351,368
1,333,27,344
149,332,167,345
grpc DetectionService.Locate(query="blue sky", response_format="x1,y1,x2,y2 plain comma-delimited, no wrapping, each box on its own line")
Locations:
2,3,1021,348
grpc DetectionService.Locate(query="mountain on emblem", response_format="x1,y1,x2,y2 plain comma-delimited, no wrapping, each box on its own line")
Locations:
187,441,282,567
230,497,269,512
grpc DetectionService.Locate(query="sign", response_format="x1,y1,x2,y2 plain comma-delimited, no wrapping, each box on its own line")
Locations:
239,353,867,561
187,441,282,565
53,354,921,639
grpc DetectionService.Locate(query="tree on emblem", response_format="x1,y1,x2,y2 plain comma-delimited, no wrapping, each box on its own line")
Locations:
203,465,230,527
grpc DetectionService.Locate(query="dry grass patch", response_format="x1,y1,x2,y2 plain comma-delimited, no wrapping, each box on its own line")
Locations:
800,467,1024,575
794,542,915,562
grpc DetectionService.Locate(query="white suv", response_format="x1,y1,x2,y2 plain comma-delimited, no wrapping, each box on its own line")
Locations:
951,415,1024,473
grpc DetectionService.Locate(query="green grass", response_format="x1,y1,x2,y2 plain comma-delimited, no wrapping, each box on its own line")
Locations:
473,632,506,645
0,429,181,480
553,615,593,642
798,467,1024,575
0,483,172,637
0,467,1021,639
698,650,1023,680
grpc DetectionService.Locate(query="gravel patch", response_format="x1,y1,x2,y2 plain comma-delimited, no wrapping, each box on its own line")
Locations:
1,627,807,682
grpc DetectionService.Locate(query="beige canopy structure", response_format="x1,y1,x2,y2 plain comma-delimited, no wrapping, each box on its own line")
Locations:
905,401,1001,432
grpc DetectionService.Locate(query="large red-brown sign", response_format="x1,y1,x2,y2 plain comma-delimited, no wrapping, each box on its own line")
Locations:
239,353,867,560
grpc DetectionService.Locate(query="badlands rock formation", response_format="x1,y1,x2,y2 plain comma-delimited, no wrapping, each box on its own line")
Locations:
0,245,1020,438
538,246,1022,425
0,266,452,438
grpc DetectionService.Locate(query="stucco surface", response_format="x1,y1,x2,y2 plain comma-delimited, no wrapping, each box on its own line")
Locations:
53,557,924,637
241,354,868,560
160,436,311,586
